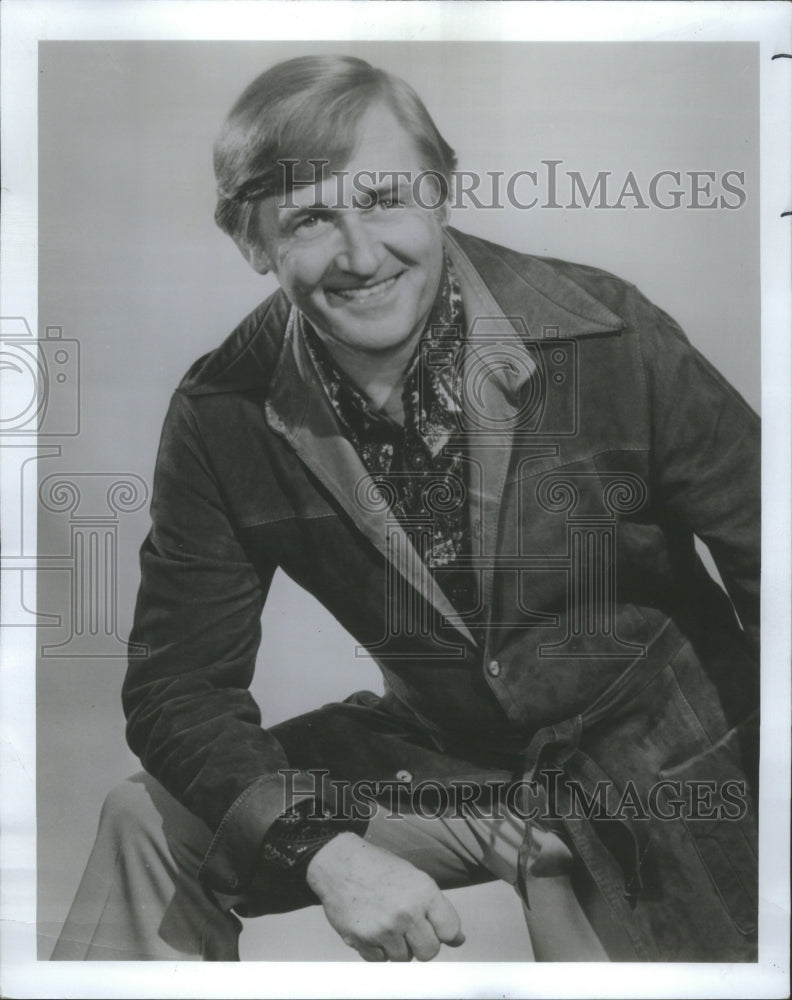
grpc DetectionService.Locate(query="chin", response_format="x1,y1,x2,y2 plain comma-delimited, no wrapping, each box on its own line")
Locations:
339,332,413,354
322,316,417,353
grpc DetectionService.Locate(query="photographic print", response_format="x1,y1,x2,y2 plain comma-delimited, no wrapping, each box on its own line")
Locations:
1,3,789,998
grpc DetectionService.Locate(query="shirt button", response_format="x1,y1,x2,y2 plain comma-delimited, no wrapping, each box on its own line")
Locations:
487,659,501,677
396,769,413,783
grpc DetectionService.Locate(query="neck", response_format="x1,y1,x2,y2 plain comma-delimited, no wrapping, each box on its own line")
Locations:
317,328,422,419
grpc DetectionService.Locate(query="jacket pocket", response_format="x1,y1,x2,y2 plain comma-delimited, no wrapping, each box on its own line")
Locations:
658,714,758,936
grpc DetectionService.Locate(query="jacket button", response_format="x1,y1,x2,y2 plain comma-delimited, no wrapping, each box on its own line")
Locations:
487,659,501,677
396,769,413,783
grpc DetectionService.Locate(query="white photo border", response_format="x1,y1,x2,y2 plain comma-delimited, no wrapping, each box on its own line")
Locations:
1,2,789,998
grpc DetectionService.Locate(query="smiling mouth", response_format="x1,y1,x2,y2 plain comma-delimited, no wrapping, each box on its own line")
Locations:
328,272,403,304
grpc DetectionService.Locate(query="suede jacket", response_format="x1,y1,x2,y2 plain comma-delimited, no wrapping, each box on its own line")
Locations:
123,228,760,961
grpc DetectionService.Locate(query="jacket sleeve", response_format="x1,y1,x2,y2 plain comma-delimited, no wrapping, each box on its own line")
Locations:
631,288,760,652
123,390,297,894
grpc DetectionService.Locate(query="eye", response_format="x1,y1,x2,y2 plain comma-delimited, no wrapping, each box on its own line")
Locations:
377,194,402,209
297,212,321,229
292,212,332,237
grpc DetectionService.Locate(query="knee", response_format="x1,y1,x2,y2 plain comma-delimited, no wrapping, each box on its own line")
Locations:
98,772,213,862
98,773,163,844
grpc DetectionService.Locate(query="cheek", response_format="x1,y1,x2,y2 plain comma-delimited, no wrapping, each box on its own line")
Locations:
412,218,447,273
401,212,444,249
275,248,328,299
414,226,445,283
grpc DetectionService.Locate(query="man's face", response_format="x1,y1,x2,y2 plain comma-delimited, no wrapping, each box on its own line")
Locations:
255,104,447,360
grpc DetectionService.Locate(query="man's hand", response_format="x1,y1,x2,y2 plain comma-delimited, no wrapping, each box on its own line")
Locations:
306,832,465,961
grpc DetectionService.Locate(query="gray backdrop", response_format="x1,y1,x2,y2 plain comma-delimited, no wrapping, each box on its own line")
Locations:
37,40,759,961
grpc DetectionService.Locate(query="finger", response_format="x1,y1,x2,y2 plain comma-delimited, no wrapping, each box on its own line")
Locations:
379,931,413,962
356,943,387,962
405,918,442,962
427,894,465,947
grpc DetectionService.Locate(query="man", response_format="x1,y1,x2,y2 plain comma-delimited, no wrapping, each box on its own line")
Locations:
53,54,759,963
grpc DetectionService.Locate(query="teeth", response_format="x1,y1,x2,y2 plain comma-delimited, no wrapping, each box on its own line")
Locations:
334,274,398,301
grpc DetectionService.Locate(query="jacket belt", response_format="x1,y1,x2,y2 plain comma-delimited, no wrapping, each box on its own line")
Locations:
516,621,686,915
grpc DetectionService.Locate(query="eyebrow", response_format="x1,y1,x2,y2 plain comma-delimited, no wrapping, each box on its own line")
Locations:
277,202,334,222
276,174,413,220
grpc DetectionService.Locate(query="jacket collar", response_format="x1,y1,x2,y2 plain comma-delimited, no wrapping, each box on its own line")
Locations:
444,228,623,404
445,227,624,340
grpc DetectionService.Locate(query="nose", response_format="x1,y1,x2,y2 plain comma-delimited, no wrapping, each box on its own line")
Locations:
334,214,382,276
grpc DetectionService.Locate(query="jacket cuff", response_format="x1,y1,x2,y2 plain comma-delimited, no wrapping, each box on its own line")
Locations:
258,797,370,875
197,772,297,894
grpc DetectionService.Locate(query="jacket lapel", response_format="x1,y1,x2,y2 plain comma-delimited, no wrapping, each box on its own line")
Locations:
446,233,543,622
265,310,477,648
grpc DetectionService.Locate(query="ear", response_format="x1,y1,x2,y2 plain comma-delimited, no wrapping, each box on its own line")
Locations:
232,234,272,275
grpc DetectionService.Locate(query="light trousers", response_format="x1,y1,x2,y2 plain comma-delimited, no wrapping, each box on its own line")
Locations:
51,772,632,962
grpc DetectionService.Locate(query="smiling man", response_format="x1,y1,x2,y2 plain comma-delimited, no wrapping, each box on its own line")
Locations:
53,55,760,964
247,103,449,419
